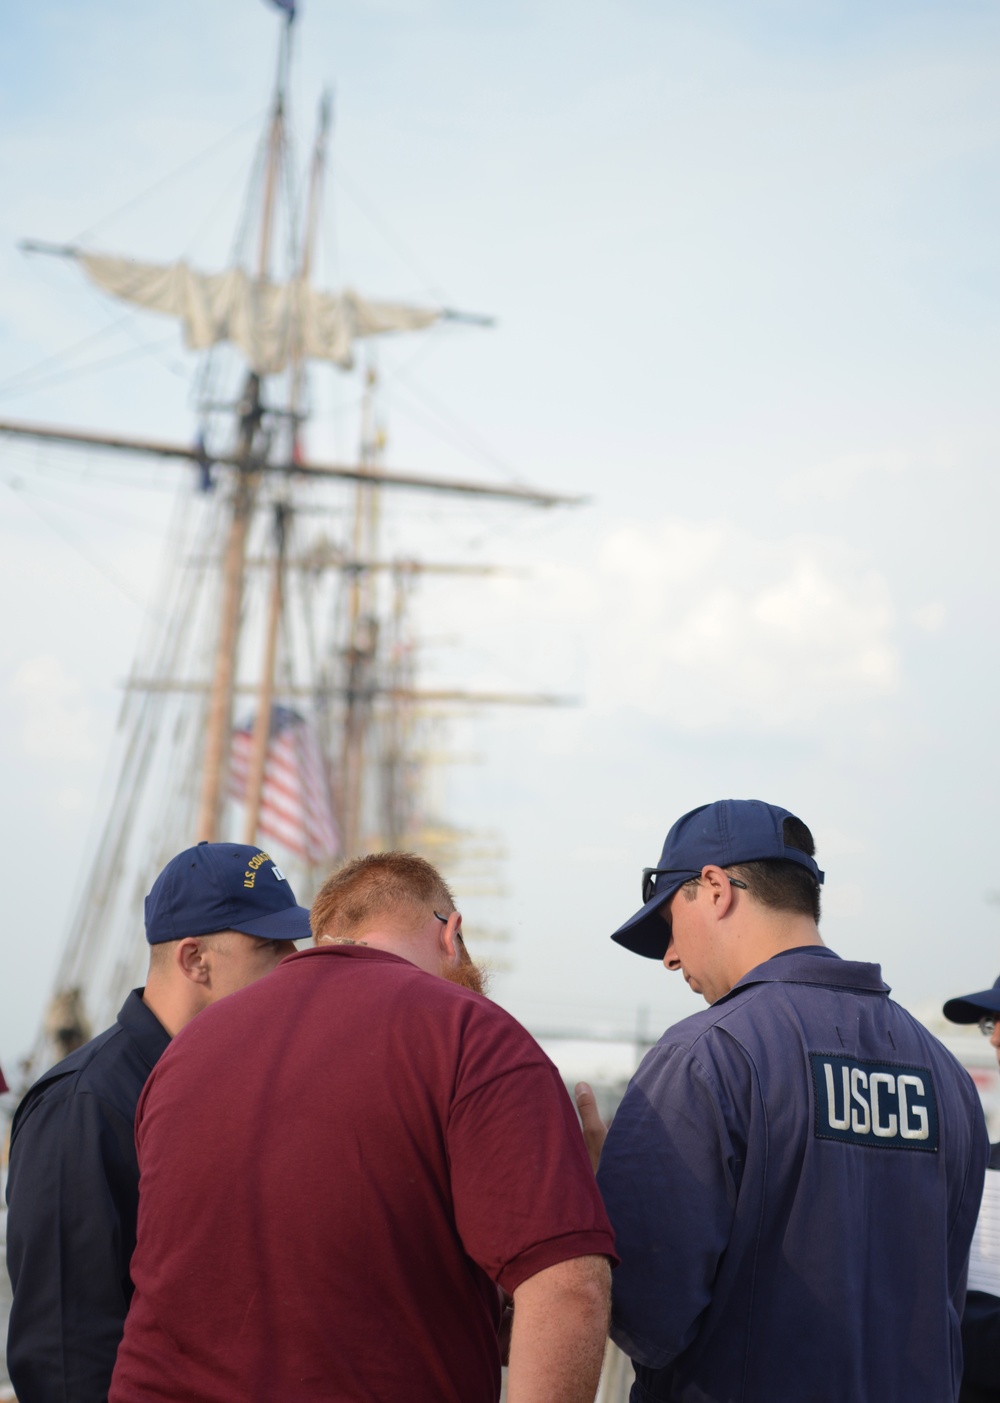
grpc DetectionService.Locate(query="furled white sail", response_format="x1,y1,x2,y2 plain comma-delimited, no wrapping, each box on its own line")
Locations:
79,253,442,374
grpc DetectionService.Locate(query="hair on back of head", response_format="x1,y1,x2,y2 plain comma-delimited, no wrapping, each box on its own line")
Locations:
679,816,820,919
146,929,236,971
726,816,821,921
310,851,454,943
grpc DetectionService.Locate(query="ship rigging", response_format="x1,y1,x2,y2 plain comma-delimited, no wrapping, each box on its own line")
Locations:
2,10,579,1072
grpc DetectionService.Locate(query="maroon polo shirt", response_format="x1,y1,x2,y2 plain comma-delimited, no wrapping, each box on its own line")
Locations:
110,944,615,1403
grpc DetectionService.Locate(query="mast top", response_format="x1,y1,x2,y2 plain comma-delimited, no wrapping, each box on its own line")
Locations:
266,0,297,23
269,0,296,102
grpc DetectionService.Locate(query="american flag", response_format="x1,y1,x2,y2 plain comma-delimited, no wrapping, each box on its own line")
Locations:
230,705,339,864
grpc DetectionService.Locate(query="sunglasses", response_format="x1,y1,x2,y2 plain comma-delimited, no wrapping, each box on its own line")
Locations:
641,867,748,905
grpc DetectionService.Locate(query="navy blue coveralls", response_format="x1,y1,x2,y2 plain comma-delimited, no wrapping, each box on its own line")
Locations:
5,991,170,1403
598,947,989,1403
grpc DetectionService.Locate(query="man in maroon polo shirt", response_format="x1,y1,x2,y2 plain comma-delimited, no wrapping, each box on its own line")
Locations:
110,852,615,1403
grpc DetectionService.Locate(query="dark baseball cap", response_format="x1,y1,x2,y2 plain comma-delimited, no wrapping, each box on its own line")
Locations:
943,976,1000,1025
144,842,311,945
611,799,825,960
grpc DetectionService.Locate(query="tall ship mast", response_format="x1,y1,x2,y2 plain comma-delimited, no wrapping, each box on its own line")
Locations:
2,9,578,1072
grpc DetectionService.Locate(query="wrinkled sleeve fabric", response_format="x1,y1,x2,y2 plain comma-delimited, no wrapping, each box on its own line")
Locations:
6,1090,139,1403
445,1014,617,1295
597,1040,747,1370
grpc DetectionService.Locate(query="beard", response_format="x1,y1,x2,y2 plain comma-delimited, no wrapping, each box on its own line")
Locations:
440,950,490,997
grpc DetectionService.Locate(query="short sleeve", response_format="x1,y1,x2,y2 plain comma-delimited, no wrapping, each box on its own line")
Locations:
445,1017,616,1294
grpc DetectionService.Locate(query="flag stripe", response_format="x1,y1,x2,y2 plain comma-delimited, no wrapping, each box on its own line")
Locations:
230,706,339,863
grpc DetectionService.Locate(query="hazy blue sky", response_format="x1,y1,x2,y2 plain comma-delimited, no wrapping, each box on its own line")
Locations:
2,0,1000,1070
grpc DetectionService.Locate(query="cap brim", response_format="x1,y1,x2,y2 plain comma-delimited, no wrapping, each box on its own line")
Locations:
229,904,312,942
611,876,688,960
943,988,1000,1024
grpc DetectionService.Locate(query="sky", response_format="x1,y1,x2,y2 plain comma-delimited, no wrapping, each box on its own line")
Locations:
2,0,1000,1074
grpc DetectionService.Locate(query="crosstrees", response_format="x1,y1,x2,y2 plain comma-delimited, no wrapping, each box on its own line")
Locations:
0,417,582,507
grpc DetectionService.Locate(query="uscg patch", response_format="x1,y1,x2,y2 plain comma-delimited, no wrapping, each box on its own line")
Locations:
810,1053,939,1152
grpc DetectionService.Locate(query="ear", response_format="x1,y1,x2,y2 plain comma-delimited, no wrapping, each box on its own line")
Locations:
175,936,212,985
438,911,464,963
700,866,736,919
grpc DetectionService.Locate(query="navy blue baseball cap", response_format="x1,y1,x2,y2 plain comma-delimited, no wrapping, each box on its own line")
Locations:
943,976,1000,1024
612,799,825,960
144,842,311,944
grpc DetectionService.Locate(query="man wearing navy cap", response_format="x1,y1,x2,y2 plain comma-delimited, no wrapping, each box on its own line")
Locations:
579,798,988,1403
944,975,1000,1403
109,850,615,1403
5,843,310,1403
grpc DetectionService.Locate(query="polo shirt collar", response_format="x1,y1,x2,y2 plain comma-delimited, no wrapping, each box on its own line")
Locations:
118,988,171,1071
286,944,413,968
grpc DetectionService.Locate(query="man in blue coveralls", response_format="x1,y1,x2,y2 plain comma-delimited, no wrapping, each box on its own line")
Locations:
5,842,311,1403
579,798,989,1403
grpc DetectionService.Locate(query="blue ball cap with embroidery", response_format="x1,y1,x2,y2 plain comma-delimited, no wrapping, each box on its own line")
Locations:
611,799,825,961
144,841,311,944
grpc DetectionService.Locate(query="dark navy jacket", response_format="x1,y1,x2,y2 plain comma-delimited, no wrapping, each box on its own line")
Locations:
598,947,989,1403
5,991,170,1403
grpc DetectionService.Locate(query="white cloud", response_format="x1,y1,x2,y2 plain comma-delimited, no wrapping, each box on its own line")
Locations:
813,826,867,860
821,882,866,923
445,517,900,734
782,450,910,504
8,655,96,763
569,845,630,865
584,521,898,727
913,602,947,632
